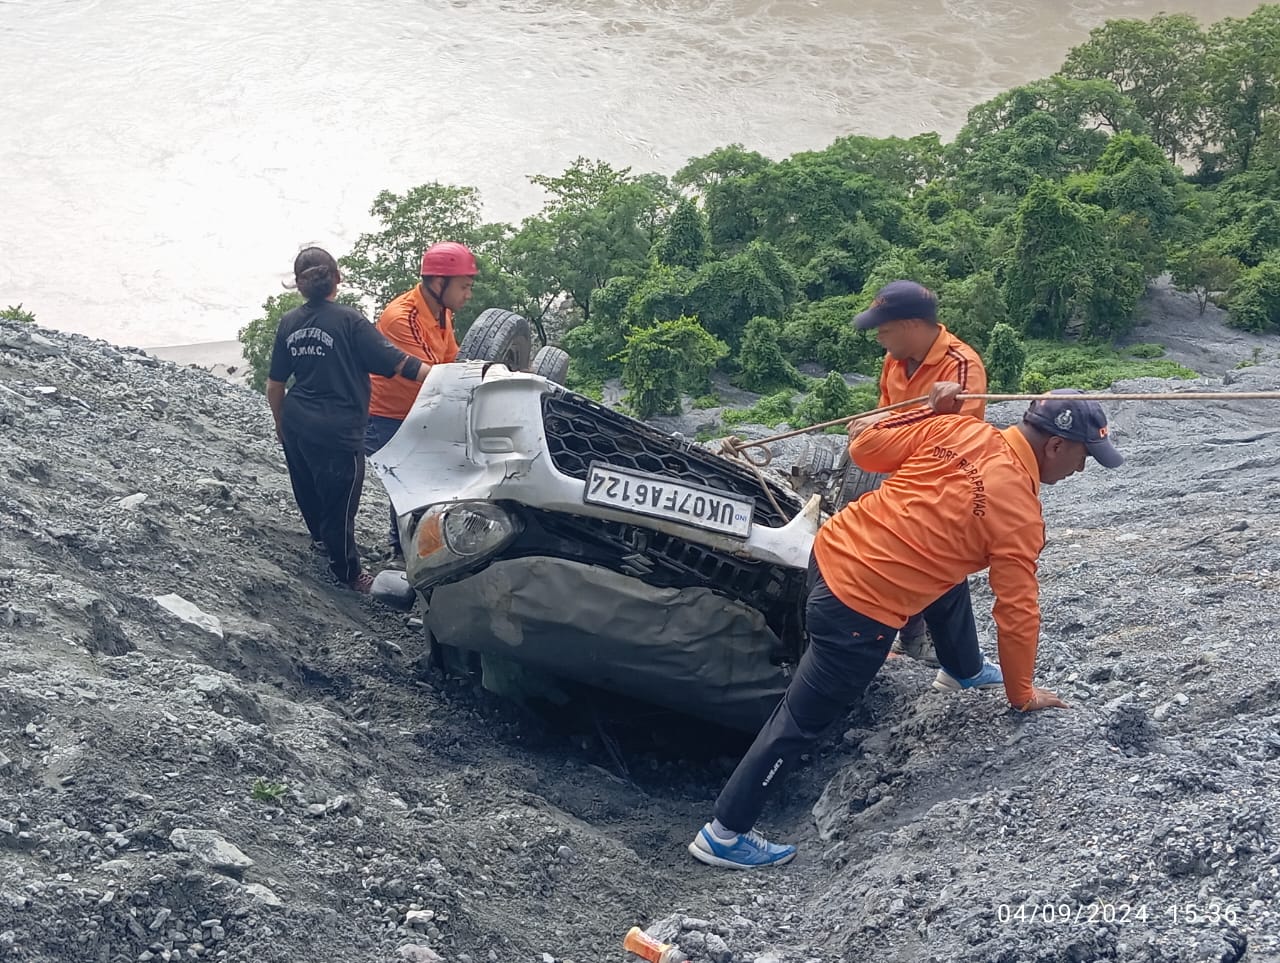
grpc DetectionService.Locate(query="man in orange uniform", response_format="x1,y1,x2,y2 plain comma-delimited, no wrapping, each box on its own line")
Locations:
688,386,1123,869
856,280,988,665
365,242,478,556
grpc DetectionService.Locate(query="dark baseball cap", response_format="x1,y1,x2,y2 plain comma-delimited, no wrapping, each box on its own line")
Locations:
854,280,939,330
1023,389,1124,468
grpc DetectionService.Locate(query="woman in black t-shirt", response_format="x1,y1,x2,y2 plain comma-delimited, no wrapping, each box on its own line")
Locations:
266,247,427,593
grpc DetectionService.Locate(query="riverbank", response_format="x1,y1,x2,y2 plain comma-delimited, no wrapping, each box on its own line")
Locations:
147,341,250,387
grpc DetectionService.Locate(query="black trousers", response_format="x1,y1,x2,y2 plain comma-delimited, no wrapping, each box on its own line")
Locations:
281,424,365,584
363,414,404,552
713,559,984,833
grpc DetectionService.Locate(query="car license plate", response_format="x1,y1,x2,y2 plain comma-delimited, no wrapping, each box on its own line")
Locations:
583,463,754,538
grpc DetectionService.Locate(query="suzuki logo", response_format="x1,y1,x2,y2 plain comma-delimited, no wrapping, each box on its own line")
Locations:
620,553,654,576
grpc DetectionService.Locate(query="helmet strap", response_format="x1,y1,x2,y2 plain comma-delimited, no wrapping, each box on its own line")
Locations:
421,277,450,326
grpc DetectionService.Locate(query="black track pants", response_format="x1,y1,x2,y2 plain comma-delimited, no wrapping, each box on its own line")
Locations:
281,425,365,584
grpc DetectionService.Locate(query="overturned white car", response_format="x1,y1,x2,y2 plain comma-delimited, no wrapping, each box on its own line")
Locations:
371,360,824,731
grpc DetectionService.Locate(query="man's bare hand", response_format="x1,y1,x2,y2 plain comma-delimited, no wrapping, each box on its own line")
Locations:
929,381,964,414
1016,686,1069,712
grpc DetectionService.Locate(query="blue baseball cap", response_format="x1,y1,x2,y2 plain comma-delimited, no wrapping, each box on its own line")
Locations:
1023,389,1124,468
854,280,939,330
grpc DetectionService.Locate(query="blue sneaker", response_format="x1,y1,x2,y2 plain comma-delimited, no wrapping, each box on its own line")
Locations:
688,824,796,869
932,658,1004,692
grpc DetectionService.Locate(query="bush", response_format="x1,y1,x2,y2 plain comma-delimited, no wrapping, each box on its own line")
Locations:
1123,342,1166,359
1,304,36,324
721,390,797,428
1227,254,1280,333
1021,340,1197,389
735,316,805,393
619,316,728,419
238,292,304,392
1020,370,1050,393
985,322,1027,392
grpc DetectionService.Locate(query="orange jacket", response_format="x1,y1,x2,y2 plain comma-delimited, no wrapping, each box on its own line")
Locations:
879,324,987,420
368,286,459,420
814,412,1046,707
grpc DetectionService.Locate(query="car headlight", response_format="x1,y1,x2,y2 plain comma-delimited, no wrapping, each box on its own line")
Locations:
410,501,521,580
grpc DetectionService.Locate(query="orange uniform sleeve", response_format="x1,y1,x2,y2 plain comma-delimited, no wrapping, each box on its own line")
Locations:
986,521,1045,707
955,358,987,421
848,410,937,474
378,306,437,363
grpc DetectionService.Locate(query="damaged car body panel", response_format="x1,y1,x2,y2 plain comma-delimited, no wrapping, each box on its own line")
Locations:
371,362,819,730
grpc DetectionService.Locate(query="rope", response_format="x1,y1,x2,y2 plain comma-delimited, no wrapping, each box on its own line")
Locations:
721,389,1280,468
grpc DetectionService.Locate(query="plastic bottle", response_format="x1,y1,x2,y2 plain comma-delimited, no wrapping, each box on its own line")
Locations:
622,926,687,963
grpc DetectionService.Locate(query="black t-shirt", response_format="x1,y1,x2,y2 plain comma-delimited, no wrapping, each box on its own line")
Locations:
268,300,407,450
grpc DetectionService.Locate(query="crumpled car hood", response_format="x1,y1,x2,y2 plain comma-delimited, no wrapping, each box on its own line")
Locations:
370,362,819,569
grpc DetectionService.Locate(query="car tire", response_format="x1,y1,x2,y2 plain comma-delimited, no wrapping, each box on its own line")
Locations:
530,345,570,385
457,309,532,371
831,463,889,509
792,437,835,476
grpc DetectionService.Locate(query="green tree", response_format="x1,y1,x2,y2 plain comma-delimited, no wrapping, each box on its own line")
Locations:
654,198,711,270
747,158,912,263
238,292,302,392
686,244,793,347
674,144,774,191
620,264,694,327
618,316,728,419
511,173,667,324
1202,189,1280,267
1001,179,1145,339
338,183,523,334
529,156,633,212
939,270,1009,349
1061,14,1209,162
1170,245,1243,314
1228,252,1280,332
952,76,1146,197
819,133,947,191
860,247,945,298
735,316,804,394
794,371,855,426
801,216,890,300
916,210,992,280
779,295,883,374
1204,6,1280,174
985,322,1027,392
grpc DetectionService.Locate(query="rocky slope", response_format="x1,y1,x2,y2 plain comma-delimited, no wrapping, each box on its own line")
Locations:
1,315,1279,963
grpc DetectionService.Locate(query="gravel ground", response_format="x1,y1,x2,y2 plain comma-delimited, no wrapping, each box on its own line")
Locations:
1,315,1279,963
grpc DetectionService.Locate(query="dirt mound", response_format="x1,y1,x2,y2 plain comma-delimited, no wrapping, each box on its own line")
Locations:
2,316,1279,962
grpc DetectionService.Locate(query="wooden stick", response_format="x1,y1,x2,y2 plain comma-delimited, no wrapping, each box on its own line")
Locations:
723,389,1280,465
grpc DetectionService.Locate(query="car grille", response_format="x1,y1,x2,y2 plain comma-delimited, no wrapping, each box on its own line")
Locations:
540,391,801,528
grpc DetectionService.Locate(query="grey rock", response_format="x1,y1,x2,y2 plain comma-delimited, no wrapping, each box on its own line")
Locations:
168,829,253,874
242,883,282,907
153,594,223,638
705,933,732,963
398,946,444,963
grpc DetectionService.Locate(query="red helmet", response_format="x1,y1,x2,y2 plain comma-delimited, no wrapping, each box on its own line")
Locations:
420,242,479,277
